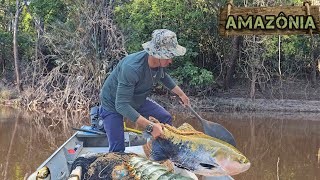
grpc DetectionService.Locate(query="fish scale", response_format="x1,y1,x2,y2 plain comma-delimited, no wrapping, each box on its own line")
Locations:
147,169,169,180
126,156,193,180
141,164,167,177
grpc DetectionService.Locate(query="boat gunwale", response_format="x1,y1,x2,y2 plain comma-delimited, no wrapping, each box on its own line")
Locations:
36,131,79,170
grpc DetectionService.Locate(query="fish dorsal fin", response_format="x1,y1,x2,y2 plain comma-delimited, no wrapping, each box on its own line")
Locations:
164,123,203,135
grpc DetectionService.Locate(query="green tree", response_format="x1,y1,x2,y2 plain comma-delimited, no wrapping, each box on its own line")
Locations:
114,0,218,89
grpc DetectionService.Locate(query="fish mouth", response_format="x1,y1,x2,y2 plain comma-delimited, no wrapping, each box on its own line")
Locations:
199,163,218,169
197,163,228,176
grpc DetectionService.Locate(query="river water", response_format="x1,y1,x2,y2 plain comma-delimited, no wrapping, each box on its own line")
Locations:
0,106,319,180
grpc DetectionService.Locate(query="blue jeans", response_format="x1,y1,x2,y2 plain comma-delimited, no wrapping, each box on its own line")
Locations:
99,98,172,152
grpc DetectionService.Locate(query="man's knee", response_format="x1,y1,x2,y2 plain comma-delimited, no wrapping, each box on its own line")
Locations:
109,140,125,152
160,111,172,125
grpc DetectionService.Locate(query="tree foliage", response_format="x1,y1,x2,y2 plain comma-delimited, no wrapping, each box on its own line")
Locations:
29,0,68,25
0,0,319,107
114,0,217,89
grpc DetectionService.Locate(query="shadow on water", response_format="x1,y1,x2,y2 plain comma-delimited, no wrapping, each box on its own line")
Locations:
0,106,319,180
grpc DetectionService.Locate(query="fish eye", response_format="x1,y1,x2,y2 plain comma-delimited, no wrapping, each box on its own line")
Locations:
243,158,249,164
238,157,249,164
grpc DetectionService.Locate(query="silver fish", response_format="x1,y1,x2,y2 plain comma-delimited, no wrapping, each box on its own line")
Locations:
127,156,193,180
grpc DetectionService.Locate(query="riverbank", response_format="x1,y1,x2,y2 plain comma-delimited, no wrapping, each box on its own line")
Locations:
152,79,320,113
152,95,320,113
2,78,320,114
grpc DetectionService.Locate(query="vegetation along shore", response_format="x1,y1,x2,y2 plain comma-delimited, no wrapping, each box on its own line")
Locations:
1,0,320,120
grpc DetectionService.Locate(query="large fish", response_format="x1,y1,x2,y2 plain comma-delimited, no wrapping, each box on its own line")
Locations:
150,121,251,176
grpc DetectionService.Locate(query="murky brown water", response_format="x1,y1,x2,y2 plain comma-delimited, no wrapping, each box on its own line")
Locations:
0,106,319,180
0,106,72,180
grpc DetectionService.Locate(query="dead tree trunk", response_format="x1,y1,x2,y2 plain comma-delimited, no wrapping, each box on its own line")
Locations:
99,0,108,59
250,66,257,99
13,0,22,92
224,36,241,90
311,37,317,86
35,18,44,60
243,35,265,100
0,53,4,76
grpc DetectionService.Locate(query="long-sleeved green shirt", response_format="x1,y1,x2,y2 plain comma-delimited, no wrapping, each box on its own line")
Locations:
100,51,176,122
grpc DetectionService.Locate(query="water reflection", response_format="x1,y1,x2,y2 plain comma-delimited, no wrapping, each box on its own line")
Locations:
0,106,71,180
0,106,319,180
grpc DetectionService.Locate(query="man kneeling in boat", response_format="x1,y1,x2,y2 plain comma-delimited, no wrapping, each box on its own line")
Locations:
99,29,189,153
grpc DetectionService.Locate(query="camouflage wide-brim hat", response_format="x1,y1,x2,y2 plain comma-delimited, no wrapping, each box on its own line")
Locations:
142,29,186,59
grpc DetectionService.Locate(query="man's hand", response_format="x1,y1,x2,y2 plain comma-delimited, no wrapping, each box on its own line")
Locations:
171,85,190,107
179,94,190,107
151,123,164,139
136,116,164,138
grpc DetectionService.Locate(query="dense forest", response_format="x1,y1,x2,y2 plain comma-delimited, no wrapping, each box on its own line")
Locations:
0,0,320,114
